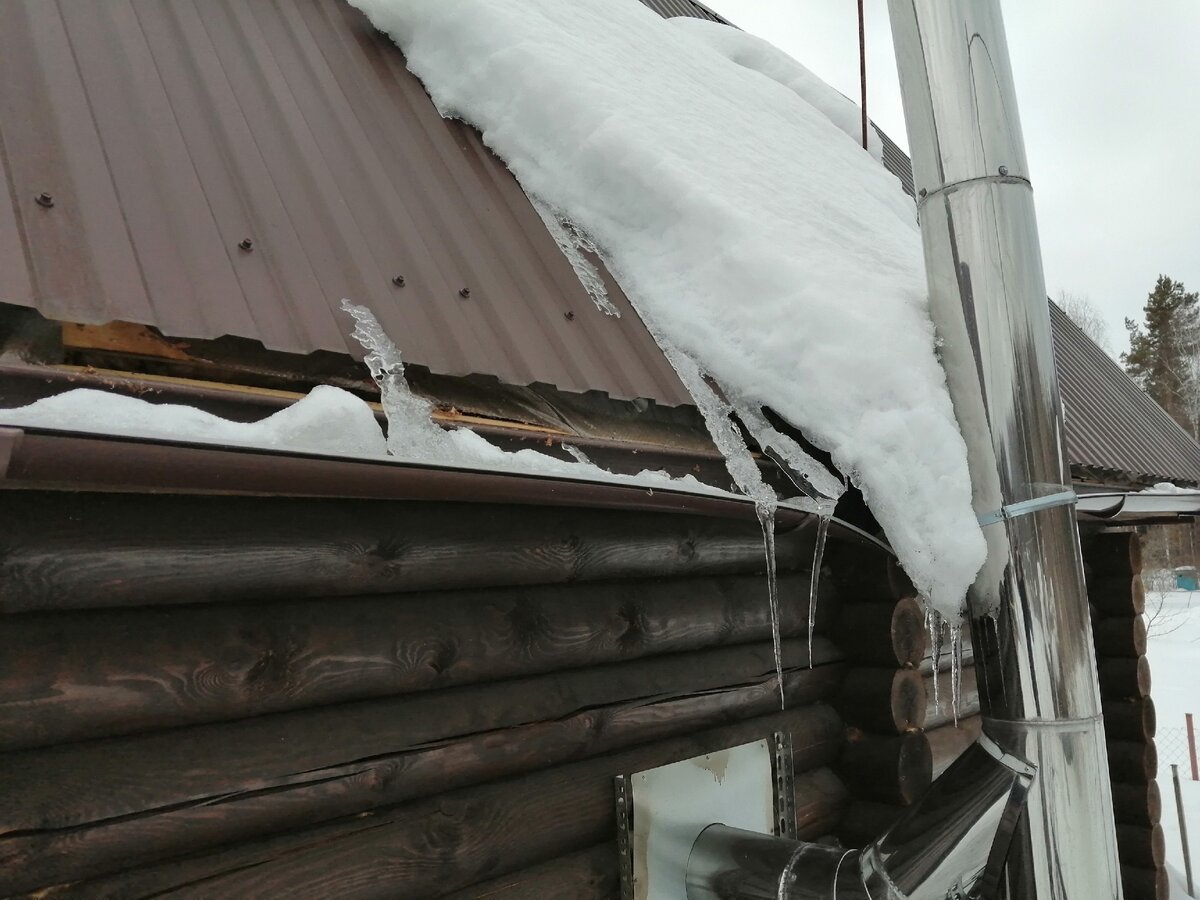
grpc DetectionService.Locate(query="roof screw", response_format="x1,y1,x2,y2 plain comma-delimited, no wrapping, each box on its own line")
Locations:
35,192,54,208
458,287,471,299
998,165,1009,176
564,311,576,321
392,275,406,287
918,188,928,199
238,238,254,251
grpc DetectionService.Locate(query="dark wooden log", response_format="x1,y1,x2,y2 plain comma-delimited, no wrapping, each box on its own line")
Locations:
1108,740,1158,784
1120,864,1169,900
834,598,927,668
1116,823,1166,869
793,768,850,840
836,800,904,847
1086,532,1143,576
927,716,982,779
1104,698,1158,742
1099,656,1153,701
0,666,842,893
443,844,617,900
1112,780,1163,827
0,492,816,614
0,639,834,833
1089,574,1146,616
836,730,931,806
0,574,834,751
826,545,914,604
36,708,841,899
924,666,980,730
0,639,833,833
1095,616,1149,658
839,668,927,733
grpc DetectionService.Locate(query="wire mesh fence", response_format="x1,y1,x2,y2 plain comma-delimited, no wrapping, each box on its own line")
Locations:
1161,726,1197,774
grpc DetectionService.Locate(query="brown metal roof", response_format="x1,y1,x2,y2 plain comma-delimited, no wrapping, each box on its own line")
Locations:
2,0,1197,488
1050,302,1200,486
0,0,688,406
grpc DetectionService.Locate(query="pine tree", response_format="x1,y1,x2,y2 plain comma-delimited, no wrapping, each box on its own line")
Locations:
1123,275,1200,437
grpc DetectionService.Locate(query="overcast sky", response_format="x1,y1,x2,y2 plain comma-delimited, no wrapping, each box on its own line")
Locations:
703,0,1200,355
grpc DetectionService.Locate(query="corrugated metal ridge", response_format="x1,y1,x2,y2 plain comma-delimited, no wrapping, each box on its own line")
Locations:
638,0,731,24
1050,302,1200,486
0,0,689,406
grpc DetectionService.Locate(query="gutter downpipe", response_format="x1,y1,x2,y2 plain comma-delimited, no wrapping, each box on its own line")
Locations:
886,0,1123,896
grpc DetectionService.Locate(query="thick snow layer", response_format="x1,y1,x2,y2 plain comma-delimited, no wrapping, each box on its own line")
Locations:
666,17,884,166
0,385,389,457
351,0,985,616
1146,588,1200,894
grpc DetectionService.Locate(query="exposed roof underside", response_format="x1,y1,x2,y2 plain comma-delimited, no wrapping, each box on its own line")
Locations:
1,0,1196,486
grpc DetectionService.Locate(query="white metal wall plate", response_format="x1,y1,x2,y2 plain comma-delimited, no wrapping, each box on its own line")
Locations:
619,739,776,900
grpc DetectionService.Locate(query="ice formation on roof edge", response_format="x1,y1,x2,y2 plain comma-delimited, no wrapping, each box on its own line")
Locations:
351,0,985,619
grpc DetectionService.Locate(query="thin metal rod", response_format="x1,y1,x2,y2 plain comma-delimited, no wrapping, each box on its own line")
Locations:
857,0,867,150
1175,764,1196,896
1188,713,1198,781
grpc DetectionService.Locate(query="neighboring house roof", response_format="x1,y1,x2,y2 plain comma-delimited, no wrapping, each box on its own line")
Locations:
1051,302,1200,487
0,0,1195,487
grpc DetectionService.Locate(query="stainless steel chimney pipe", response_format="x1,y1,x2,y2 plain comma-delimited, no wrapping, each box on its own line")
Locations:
885,1,1123,896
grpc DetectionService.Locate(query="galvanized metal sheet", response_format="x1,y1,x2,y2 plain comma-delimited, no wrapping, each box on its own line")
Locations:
628,740,775,900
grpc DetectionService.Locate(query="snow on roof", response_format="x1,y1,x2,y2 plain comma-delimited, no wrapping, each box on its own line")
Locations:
351,0,985,616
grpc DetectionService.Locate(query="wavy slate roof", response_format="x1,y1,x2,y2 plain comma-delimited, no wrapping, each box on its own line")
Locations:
0,0,1195,486
1051,302,1200,486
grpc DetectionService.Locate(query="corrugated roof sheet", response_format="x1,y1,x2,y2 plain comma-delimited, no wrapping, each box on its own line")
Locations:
1,0,1196,486
0,0,688,406
1050,302,1200,486
638,0,730,23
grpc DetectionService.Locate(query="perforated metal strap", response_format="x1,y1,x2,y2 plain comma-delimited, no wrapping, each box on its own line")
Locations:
977,490,1077,527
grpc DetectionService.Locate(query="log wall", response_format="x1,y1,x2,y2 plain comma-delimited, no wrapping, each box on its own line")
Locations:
0,490,849,898
827,548,932,846
1085,530,1167,900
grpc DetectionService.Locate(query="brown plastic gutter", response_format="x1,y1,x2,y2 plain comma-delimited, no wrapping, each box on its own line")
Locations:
0,425,822,530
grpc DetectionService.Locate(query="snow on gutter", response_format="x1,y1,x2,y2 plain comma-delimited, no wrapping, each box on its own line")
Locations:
350,0,985,618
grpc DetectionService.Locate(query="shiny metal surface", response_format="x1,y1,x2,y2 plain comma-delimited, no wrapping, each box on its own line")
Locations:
683,736,1033,900
887,0,1124,896
685,825,865,900
860,736,1033,900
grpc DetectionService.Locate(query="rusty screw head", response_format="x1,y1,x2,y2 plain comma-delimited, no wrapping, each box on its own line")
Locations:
238,238,254,251
35,192,54,208
564,311,576,321
918,188,928,199
392,275,406,287
998,165,1009,176
458,287,471,299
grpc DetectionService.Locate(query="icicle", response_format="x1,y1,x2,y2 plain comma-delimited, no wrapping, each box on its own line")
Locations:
928,607,944,713
733,403,845,502
950,622,964,727
562,443,593,465
807,502,833,668
756,501,786,709
532,199,619,317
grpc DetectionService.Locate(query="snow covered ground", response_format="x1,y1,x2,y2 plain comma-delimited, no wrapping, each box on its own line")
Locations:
1146,588,1200,897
